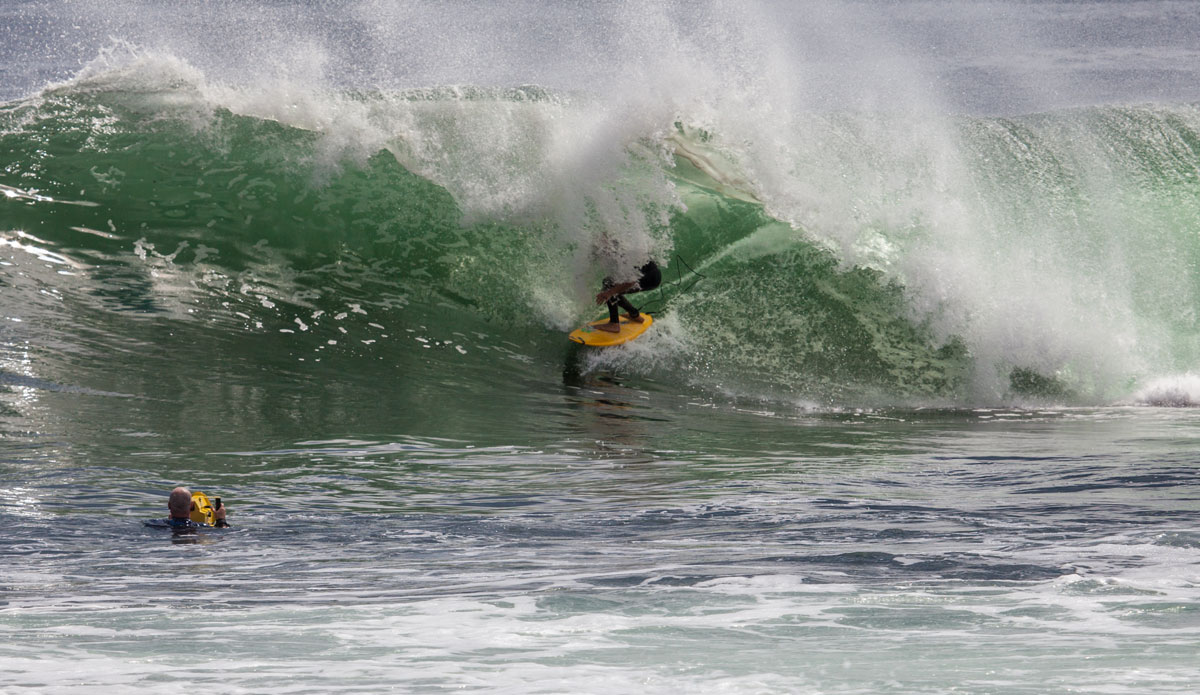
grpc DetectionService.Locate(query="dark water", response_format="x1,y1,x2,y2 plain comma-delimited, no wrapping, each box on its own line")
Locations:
3,1,1200,692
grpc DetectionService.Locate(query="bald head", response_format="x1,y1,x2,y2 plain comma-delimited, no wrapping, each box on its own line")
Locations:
168,487,192,518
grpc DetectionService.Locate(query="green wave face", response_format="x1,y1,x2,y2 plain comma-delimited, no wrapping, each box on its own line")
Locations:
5,64,1200,409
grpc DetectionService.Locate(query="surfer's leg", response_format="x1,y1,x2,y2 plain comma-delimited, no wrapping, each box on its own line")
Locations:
618,295,643,323
596,285,622,332
596,277,625,332
607,296,621,323
597,310,621,332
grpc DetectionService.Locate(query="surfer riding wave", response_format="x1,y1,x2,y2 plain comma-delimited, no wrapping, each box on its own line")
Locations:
594,260,661,333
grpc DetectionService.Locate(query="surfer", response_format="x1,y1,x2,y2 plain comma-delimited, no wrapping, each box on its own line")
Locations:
594,260,662,333
147,486,230,530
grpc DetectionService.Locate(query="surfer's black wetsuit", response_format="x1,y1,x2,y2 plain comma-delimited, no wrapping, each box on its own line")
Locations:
604,261,661,323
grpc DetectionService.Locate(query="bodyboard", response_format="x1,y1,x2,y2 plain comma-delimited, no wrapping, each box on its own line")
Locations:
568,314,653,347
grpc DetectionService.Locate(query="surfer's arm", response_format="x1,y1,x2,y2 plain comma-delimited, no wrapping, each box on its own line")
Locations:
595,281,638,304
213,499,230,528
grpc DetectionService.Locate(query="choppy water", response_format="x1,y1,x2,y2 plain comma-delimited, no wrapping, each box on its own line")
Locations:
3,1,1200,693
5,403,1200,693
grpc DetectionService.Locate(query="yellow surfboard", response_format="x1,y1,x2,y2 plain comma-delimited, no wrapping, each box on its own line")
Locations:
189,491,215,525
568,314,653,347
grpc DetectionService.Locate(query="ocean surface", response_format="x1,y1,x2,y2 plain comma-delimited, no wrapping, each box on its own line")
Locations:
3,1,1200,692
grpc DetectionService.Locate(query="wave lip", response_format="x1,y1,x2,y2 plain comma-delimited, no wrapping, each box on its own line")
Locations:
1134,374,1200,407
